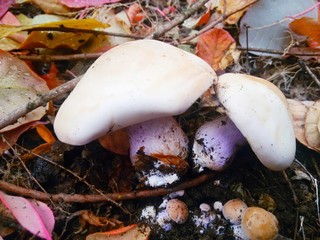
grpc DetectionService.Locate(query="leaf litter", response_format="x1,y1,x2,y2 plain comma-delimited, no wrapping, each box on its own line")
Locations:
0,0,319,239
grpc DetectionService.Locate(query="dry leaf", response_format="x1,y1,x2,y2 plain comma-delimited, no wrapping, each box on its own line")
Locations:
126,3,145,24
196,28,238,71
60,0,121,8
305,100,320,150
0,50,49,132
86,224,151,240
217,0,256,25
99,129,129,155
36,124,56,144
78,210,123,233
289,17,320,46
31,0,71,14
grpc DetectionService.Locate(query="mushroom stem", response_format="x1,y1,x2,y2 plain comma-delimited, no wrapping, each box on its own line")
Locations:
128,117,189,187
192,115,246,171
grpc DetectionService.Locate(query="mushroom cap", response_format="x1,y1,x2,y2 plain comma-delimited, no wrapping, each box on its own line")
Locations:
166,199,189,224
241,207,279,240
222,199,248,225
215,73,296,171
54,39,216,145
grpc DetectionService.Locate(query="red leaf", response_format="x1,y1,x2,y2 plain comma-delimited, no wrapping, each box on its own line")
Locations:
196,28,236,71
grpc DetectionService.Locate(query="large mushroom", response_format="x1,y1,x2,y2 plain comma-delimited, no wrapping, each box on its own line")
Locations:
54,39,216,145
193,73,296,171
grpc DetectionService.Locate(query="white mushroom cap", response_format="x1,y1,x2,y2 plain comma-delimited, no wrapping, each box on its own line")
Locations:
241,207,279,240
215,73,296,171
54,39,216,145
222,199,248,225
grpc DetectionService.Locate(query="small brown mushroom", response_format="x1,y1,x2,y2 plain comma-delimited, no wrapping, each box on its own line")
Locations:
166,199,189,224
222,199,248,225
241,207,279,240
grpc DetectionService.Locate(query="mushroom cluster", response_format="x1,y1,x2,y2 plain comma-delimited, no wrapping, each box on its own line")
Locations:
54,39,296,186
222,199,279,240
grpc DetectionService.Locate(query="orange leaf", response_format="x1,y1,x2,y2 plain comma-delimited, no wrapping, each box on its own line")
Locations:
196,10,211,27
196,28,236,71
126,3,145,24
289,17,320,46
86,224,151,240
0,121,43,154
20,142,53,162
35,124,56,144
41,64,64,89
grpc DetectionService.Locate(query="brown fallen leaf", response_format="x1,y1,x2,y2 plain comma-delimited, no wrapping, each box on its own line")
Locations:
99,129,130,155
196,28,239,71
86,224,151,240
217,0,256,25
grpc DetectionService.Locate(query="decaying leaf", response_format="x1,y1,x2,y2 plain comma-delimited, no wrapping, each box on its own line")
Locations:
60,0,121,8
0,50,49,132
0,121,45,154
0,19,108,50
31,0,72,14
86,224,151,240
196,28,239,71
305,100,320,150
99,129,129,155
287,98,320,152
217,0,256,25
0,0,14,18
0,191,55,240
289,17,320,47
77,210,123,234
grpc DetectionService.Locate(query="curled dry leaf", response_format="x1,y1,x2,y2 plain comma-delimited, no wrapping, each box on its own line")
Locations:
305,100,320,150
287,98,320,152
196,28,239,71
217,0,256,25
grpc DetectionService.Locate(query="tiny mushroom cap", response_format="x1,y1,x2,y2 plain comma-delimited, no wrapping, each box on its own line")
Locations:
215,73,296,171
241,207,279,240
54,39,216,145
222,199,248,225
166,199,189,224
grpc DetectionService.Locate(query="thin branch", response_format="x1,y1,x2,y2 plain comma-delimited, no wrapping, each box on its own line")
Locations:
0,172,214,203
147,0,209,39
15,52,103,62
0,76,81,130
180,0,258,43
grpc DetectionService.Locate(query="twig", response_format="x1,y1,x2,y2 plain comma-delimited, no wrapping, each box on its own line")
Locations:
237,46,320,56
0,172,214,203
15,52,103,62
146,0,209,39
180,0,258,43
281,170,299,206
298,60,320,88
0,76,81,130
